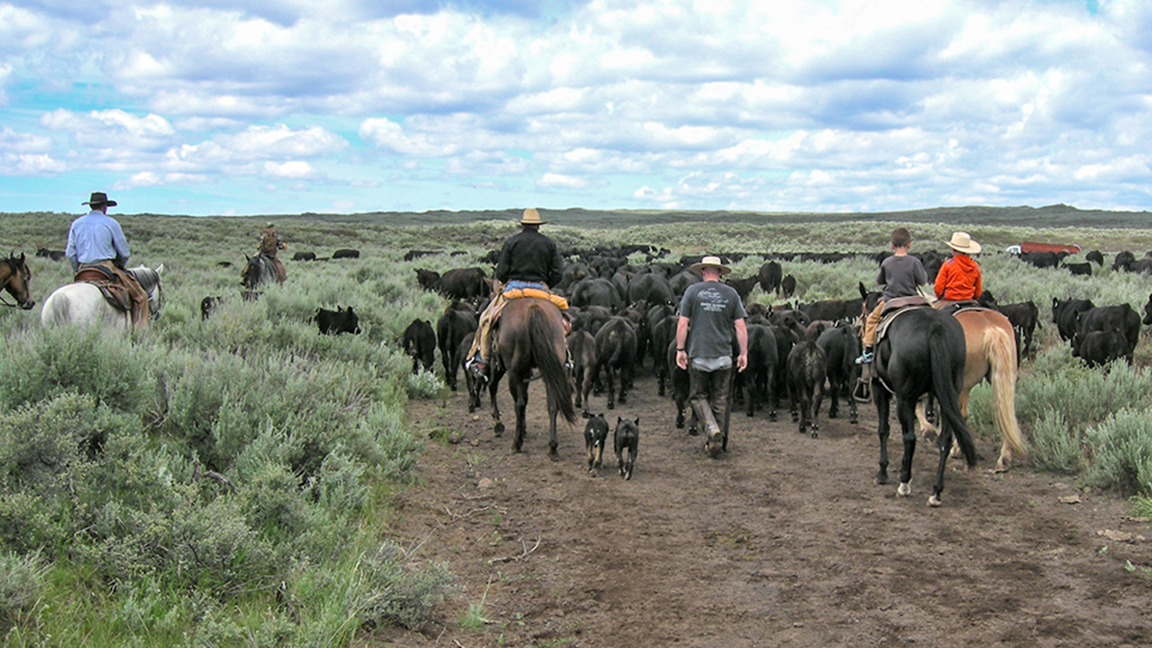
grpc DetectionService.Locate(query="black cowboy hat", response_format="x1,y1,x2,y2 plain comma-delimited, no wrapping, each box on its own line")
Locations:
82,192,117,207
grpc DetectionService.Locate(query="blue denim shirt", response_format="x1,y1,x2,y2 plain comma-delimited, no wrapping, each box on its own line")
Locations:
65,211,131,271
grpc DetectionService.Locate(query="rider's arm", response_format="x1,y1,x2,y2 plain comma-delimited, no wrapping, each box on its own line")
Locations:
110,221,131,268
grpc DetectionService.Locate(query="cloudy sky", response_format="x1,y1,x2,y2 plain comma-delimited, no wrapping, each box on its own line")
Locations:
1,0,1149,216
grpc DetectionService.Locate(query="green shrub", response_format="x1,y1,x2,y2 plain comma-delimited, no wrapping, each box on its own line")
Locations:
1084,409,1152,497
0,551,47,629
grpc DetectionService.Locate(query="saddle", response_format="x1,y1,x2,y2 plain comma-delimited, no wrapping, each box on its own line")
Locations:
874,296,933,346
74,265,132,313
934,299,983,317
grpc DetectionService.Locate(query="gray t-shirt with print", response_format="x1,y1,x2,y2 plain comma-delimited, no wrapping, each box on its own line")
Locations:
678,281,747,360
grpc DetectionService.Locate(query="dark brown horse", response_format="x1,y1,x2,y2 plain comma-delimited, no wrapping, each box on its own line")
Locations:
0,253,34,310
485,297,577,456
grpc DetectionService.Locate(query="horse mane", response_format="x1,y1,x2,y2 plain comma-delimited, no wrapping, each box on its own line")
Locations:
127,266,160,294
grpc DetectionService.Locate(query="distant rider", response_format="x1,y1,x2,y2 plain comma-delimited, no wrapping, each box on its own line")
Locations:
65,192,150,329
258,222,287,282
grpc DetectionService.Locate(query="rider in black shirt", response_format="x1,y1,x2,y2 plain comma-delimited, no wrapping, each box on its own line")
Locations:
466,208,564,375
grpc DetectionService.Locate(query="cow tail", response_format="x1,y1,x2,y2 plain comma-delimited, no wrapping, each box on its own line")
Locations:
929,328,977,467
985,324,1027,463
529,306,577,425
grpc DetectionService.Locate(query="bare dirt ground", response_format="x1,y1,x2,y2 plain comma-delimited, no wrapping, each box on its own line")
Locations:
367,365,1152,648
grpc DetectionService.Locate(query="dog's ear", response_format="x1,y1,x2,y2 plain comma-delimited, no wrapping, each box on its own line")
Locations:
634,417,640,425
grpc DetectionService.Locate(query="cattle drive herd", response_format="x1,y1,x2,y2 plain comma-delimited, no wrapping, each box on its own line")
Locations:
346,241,1149,481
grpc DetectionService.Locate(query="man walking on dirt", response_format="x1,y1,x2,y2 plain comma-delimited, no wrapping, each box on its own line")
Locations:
675,255,748,457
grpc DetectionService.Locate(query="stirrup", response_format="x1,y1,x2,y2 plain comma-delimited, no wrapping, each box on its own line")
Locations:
852,378,872,403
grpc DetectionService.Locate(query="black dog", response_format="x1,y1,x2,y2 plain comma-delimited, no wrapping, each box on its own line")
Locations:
583,413,609,473
614,417,639,480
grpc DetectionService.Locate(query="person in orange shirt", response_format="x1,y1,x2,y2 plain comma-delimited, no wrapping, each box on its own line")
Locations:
934,231,982,304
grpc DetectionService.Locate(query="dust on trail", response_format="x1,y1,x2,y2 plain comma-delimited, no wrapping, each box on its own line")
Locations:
369,369,1152,648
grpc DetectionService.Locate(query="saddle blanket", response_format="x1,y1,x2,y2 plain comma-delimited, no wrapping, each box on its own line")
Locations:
501,283,569,310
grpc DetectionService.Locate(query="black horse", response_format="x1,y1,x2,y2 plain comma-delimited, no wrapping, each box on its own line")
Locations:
872,306,977,506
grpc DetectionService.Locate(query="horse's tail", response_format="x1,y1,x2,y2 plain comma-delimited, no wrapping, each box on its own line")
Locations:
529,305,577,425
984,322,1027,465
928,326,977,467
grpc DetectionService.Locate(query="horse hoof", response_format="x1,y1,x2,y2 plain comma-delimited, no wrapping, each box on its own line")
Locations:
810,431,818,439
876,473,888,486
494,422,505,437
928,495,942,507
897,482,911,497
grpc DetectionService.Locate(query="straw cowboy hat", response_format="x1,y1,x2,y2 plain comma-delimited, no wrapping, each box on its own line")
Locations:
82,192,117,207
944,231,981,254
520,208,547,225
688,255,732,276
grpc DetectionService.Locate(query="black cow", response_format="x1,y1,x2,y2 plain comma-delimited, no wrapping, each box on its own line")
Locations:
743,323,778,420
332,249,360,259
1052,297,1095,343
570,277,623,311
1086,250,1104,266
1064,262,1092,276
758,261,782,295
799,298,862,325
614,417,639,480
568,329,598,411
1131,258,1152,275
436,305,478,391
786,331,827,438
431,267,490,301
593,316,637,410
726,275,759,302
36,247,65,261
400,318,435,372
316,306,361,335
1113,250,1136,272
1142,293,1152,325
780,274,797,298
459,332,483,413
627,273,675,306
816,324,860,425
200,296,222,321
404,250,437,262
1019,251,1060,269
996,301,1040,360
415,269,441,290
292,251,316,261
1072,304,1140,365
1077,330,1128,368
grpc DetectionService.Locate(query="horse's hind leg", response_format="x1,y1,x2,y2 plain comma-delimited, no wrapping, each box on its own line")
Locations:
897,398,918,497
511,377,529,453
489,371,504,437
875,390,892,485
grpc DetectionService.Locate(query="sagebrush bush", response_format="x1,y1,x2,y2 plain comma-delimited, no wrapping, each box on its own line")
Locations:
1084,409,1152,497
0,551,47,628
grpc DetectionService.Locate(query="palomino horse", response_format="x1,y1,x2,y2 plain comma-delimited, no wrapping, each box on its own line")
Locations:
917,307,1027,473
0,253,35,311
40,265,164,330
483,297,577,456
871,305,977,506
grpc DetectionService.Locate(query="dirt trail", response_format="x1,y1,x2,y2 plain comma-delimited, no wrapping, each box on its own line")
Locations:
371,368,1152,647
